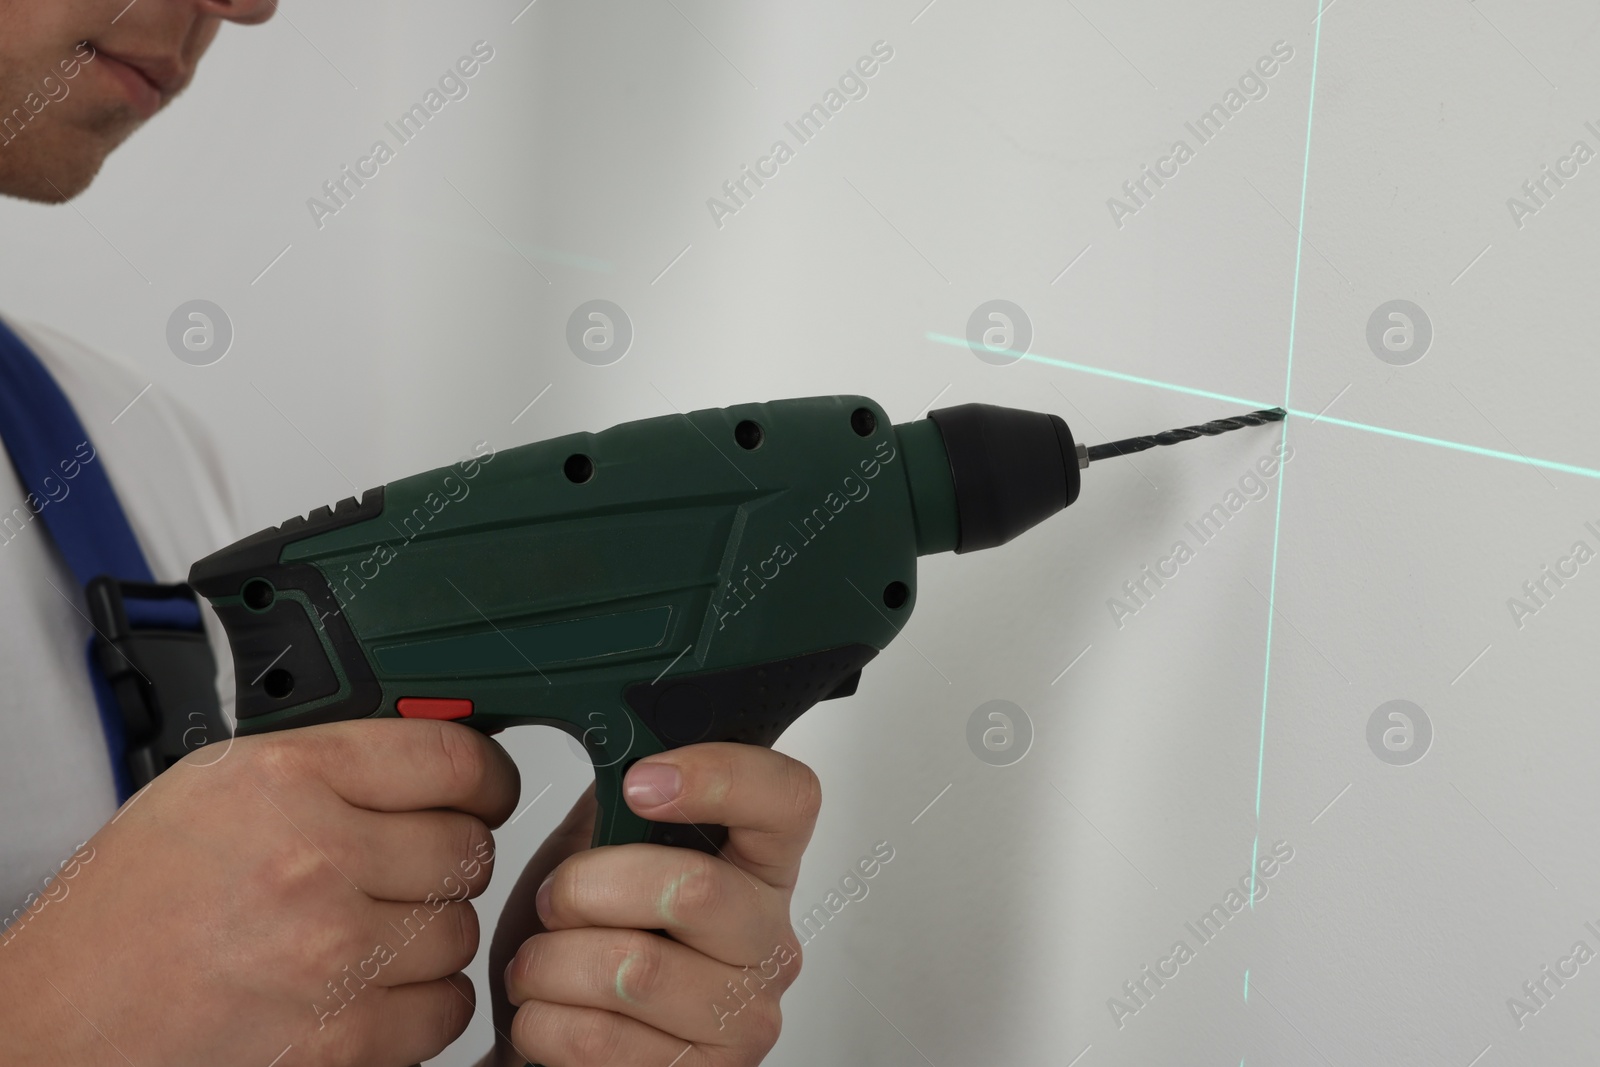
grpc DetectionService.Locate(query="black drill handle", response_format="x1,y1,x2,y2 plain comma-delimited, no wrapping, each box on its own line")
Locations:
421,645,883,1067
602,644,877,851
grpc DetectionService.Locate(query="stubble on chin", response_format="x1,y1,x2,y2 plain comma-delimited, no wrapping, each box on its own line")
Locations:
0,102,141,202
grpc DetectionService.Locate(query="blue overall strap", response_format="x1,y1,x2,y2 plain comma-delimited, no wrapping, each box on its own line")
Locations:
0,316,201,799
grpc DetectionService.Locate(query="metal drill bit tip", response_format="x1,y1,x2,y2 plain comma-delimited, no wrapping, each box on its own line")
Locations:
1084,407,1287,465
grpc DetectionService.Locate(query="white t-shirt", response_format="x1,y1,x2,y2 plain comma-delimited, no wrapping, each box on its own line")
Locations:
0,316,240,915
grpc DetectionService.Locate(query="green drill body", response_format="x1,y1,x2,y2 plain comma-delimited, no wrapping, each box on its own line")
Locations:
191,396,989,852
191,393,1276,852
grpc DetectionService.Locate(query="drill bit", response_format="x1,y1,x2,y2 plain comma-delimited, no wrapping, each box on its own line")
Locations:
1080,407,1287,466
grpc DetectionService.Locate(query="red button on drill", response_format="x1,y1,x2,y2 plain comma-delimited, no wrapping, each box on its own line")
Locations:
396,697,474,721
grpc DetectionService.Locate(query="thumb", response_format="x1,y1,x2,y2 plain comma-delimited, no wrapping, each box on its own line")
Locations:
487,782,597,1038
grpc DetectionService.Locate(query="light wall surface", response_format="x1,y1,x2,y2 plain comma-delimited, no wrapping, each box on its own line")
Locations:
4,1,1598,1064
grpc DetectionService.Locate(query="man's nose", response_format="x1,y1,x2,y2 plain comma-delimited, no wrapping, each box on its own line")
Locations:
193,0,276,25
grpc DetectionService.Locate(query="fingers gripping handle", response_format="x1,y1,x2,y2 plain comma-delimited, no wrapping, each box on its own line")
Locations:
517,647,879,1067
508,767,721,1067
598,644,878,850
564,701,730,853
516,732,723,1067
591,758,729,854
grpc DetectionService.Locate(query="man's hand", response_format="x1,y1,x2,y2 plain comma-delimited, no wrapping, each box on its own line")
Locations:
485,744,819,1067
0,718,519,1067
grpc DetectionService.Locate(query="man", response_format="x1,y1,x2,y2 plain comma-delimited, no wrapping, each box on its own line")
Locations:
0,3,815,1064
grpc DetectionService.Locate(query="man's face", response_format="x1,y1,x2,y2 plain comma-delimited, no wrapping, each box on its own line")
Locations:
0,0,273,202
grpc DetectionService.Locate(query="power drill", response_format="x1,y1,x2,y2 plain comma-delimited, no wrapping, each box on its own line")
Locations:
190,396,1283,852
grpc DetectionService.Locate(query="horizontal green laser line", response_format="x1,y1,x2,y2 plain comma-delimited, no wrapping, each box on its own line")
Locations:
1296,411,1600,479
923,331,1600,481
925,332,1262,408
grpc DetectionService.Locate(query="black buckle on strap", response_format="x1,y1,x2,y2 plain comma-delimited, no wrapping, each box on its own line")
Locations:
87,578,231,791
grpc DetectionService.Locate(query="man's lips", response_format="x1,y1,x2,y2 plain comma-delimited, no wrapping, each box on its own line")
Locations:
90,45,188,118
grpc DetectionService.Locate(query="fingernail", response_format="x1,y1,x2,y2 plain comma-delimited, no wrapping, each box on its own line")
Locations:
535,874,554,925
502,958,519,1003
624,761,682,807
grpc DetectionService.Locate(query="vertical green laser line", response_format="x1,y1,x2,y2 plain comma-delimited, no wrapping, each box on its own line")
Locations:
1249,833,1260,911
1253,4,1325,899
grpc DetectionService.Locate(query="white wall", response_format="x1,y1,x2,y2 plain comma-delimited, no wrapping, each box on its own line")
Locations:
5,1,1600,1063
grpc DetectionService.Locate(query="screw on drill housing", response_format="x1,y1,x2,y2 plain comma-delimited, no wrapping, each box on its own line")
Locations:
1083,407,1287,465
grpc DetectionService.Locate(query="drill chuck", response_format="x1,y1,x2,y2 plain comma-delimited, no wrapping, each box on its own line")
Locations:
902,402,1286,555
921,404,1082,553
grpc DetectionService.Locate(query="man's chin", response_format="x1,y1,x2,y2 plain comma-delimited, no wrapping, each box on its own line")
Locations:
0,166,97,203
0,119,138,202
